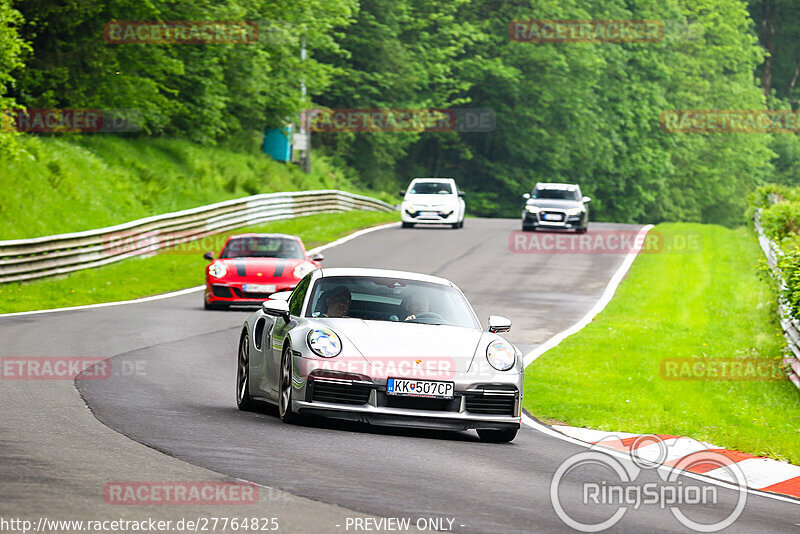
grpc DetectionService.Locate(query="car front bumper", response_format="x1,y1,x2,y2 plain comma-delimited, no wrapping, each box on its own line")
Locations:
522,210,585,229
291,366,523,431
402,209,460,225
205,281,297,304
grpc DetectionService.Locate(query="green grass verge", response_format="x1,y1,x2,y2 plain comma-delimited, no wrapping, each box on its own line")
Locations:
523,223,800,464
0,135,395,240
0,211,398,314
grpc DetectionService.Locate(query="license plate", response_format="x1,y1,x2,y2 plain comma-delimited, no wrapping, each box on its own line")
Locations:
420,211,438,218
543,213,563,221
387,378,454,399
243,284,276,293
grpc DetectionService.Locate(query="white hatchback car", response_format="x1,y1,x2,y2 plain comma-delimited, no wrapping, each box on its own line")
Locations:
400,178,465,229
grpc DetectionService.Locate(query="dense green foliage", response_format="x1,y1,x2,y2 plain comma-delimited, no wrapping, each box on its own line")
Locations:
751,183,800,320
0,0,26,153
9,0,355,142
316,0,774,224
1,0,799,226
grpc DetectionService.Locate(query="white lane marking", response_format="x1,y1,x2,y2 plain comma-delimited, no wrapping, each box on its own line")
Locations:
522,224,654,366
306,222,399,255
0,222,399,318
0,286,205,318
521,414,800,505
703,458,800,489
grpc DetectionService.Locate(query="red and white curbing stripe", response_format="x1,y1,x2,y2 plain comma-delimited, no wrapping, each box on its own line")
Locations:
551,425,800,500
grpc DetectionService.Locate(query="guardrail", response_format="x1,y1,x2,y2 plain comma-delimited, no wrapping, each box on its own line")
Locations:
754,210,800,391
0,190,395,284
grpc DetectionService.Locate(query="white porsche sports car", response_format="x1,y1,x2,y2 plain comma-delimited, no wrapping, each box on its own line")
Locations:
236,267,523,442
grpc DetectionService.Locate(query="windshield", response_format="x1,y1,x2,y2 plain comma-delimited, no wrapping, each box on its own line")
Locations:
533,188,580,201
305,276,479,328
220,237,304,259
409,182,452,195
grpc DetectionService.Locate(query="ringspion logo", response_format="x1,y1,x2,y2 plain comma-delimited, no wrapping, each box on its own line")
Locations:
551,435,747,531
510,20,664,43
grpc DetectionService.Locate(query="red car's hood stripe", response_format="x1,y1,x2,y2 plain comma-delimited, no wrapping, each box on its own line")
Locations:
233,258,247,277
273,260,287,277
220,257,306,279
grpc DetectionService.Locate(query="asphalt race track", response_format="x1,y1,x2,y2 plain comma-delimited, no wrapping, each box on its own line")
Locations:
2,219,798,533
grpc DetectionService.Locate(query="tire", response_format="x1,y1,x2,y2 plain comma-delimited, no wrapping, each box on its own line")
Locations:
279,345,301,423
451,222,460,229
522,224,533,232
458,219,464,228
236,332,254,411
576,227,588,234
401,222,414,229
477,428,518,443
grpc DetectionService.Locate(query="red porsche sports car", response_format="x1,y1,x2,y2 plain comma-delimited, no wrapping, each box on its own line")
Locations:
203,233,323,310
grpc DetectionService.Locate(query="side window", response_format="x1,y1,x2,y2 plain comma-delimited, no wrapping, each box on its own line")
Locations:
288,274,311,316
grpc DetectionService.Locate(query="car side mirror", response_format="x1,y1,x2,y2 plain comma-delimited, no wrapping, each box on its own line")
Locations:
582,196,592,203
203,251,214,260
522,193,531,200
399,190,406,197
262,299,290,321
488,315,512,333
311,253,324,262
457,191,465,197
269,291,292,301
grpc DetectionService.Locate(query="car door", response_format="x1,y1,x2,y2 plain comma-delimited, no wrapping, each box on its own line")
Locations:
265,274,310,395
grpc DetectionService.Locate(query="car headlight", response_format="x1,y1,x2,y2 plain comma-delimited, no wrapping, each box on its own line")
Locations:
293,261,317,279
208,261,227,278
486,339,515,371
307,328,342,358
565,207,584,216
526,205,540,213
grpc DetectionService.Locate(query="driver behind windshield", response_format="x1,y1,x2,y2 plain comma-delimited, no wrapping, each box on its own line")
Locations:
322,286,351,318
401,292,429,321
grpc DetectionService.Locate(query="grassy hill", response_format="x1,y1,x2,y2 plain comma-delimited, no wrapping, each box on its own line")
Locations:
0,134,392,240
